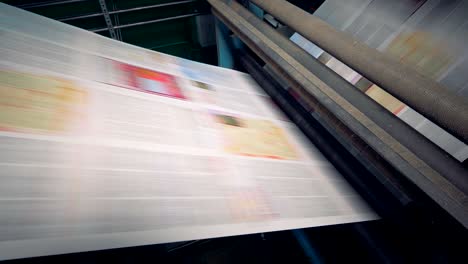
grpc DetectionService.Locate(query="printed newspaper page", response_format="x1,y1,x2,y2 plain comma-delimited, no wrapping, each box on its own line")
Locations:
0,3,377,260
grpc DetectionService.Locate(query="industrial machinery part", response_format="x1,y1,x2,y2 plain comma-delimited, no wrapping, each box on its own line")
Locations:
250,0,468,144
208,0,468,228
98,0,117,39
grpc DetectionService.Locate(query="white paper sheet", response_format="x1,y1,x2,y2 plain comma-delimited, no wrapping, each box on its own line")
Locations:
0,3,377,260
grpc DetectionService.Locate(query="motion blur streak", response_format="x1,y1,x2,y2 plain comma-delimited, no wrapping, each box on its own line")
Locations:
0,3,375,261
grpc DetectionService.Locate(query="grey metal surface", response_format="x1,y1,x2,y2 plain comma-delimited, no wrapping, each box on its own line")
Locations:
294,0,468,163
250,0,468,144
208,0,468,227
98,0,117,39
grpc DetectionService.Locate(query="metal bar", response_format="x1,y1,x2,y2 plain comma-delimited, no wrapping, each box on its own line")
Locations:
208,0,468,228
148,41,188,50
215,17,235,68
250,0,468,144
98,0,117,39
110,0,122,41
109,0,196,15
59,12,102,21
91,13,200,32
17,0,88,9
58,0,196,21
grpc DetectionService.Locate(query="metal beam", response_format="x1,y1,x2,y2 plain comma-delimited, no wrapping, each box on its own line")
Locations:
208,0,468,228
17,0,88,9
91,13,200,32
250,0,468,144
215,18,234,68
109,0,196,15
58,0,197,22
98,0,117,39
110,0,122,41
59,12,102,22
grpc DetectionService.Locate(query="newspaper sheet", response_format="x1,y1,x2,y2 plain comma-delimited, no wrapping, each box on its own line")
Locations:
0,3,377,260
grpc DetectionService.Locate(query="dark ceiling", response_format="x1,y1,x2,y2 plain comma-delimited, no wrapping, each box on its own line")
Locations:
4,0,217,65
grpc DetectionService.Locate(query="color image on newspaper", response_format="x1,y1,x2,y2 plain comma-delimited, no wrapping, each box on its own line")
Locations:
110,60,185,99
0,70,87,134
214,113,298,160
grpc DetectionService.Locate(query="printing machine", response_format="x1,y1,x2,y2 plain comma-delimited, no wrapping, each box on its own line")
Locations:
190,0,468,262
3,0,467,263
